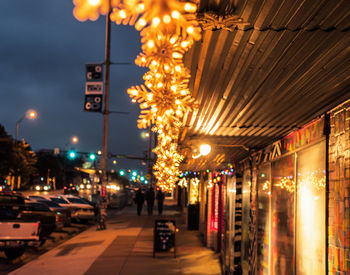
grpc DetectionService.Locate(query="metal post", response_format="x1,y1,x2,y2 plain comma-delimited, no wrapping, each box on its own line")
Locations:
148,127,152,182
101,0,111,200
15,115,25,144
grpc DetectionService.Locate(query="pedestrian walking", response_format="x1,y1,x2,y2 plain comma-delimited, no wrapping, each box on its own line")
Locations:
156,188,165,215
145,186,155,215
134,188,144,216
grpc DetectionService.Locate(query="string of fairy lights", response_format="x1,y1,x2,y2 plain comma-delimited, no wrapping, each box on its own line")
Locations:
73,0,201,191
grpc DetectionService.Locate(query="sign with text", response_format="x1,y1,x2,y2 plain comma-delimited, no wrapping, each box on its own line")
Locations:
84,63,104,112
153,219,176,257
85,64,103,81
85,82,103,95
84,95,102,112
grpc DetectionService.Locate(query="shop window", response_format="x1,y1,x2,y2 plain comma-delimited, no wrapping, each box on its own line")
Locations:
223,176,236,273
271,154,295,275
257,164,271,275
296,141,325,275
242,169,251,274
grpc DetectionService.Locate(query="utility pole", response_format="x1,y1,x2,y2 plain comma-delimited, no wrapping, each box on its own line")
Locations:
101,0,111,201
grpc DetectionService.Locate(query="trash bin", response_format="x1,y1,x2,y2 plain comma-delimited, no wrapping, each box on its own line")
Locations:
187,203,199,230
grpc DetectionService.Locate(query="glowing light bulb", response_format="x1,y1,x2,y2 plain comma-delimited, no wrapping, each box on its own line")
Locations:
171,85,177,92
181,41,190,48
175,99,181,105
142,102,148,108
184,3,196,12
152,107,158,113
88,0,100,6
170,37,176,44
172,52,182,59
164,65,170,72
137,3,144,11
187,26,194,34
132,99,137,103
163,15,171,24
180,90,187,95
157,82,163,88
175,65,181,72
152,17,160,25
131,89,138,96
171,10,180,19
147,93,153,101
155,73,161,78
136,18,146,30
147,40,155,48
119,10,127,19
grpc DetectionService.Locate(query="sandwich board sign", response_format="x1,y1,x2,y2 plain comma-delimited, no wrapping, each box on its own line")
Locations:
153,219,176,257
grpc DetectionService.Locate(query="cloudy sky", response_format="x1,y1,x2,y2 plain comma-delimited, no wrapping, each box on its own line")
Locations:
0,1,150,171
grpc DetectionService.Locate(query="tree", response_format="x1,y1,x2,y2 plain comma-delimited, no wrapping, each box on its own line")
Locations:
0,124,14,182
36,151,65,189
0,124,37,189
13,140,37,189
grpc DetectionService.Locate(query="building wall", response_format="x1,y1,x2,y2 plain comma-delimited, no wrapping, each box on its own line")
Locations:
328,101,350,274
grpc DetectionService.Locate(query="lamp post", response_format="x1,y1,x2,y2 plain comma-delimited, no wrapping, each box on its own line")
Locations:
14,109,37,190
15,109,37,143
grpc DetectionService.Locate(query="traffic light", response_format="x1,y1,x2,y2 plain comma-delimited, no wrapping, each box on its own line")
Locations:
67,150,77,159
89,153,96,161
119,170,125,176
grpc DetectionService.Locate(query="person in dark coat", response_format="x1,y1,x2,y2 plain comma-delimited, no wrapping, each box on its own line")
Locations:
134,188,144,216
156,189,165,215
145,186,155,215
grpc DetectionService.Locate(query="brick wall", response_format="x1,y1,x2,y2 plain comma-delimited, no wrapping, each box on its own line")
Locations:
328,101,350,274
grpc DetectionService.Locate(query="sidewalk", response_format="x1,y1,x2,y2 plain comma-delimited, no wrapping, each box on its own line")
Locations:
10,198,221,275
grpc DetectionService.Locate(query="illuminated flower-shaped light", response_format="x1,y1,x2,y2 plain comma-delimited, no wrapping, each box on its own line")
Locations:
110,0,201,42
73,0,118,21
73,0,203,191
128,83,197,129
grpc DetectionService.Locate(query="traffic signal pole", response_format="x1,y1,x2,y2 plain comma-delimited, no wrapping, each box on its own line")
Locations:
101,0,111,200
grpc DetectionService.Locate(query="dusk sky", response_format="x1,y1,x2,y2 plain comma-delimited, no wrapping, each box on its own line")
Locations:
0,1,151,172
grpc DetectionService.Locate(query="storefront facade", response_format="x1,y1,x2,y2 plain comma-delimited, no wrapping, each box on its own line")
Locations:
216,100,350,274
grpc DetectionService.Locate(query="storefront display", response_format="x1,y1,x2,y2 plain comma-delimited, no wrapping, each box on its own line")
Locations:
296,141,326,274
271,154,295,275
242,170,251,273
257,164,271,275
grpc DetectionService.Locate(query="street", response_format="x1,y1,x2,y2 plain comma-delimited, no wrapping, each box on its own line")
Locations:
1,199,221,275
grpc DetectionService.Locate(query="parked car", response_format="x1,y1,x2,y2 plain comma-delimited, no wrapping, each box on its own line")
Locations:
41,195,94,223
60,195,95,222
0,209,40,259
28,197,71,227
22,201,56,239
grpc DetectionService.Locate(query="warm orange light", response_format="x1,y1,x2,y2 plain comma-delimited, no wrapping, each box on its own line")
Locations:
72,136,78,143
73,0,202,190
163,15,171,24
88,0,101,6
152,17,160,26
119,10,127,19
171,10,180,19
26,110,37,120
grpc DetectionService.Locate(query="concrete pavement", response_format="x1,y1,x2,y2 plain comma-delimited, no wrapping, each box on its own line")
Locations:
10,199,221,275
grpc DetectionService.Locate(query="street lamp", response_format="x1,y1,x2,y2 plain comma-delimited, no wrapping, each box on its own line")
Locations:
71,136,79,144
15,109,37,143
